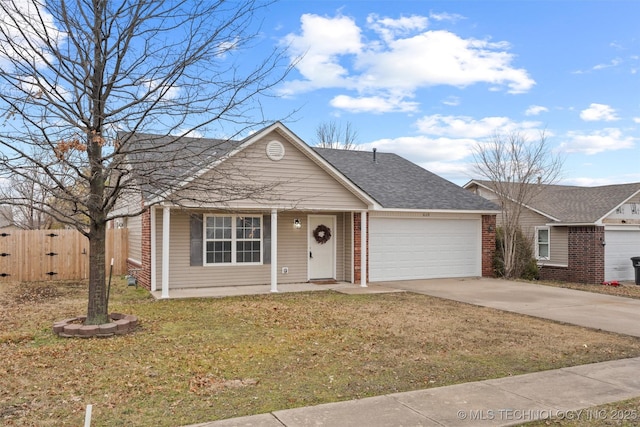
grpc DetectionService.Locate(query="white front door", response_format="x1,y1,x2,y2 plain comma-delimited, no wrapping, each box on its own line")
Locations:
308,215,336,280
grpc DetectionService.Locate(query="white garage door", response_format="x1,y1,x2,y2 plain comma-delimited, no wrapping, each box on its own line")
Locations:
369,217,481,282
605,229,640,281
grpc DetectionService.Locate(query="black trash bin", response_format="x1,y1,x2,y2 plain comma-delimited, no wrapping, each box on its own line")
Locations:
631,257,640,285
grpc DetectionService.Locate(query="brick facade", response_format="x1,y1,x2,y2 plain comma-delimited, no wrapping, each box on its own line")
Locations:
353,212,368,283
539,225,605,284
130,208,152,290
481,215,496,277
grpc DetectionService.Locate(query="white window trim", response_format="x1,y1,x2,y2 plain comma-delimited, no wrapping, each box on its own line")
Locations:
203,214,263,266
535,226,550,261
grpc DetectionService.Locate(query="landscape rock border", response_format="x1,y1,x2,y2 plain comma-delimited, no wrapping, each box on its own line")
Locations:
53,313,138,338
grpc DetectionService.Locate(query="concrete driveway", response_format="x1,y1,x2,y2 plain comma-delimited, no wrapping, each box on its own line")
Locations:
378,277,640,338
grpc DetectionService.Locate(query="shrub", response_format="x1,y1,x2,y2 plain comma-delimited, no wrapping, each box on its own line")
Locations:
494,227,539,280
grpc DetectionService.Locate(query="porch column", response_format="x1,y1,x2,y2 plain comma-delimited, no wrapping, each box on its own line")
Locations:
161,206,170,298
150,207,157,292
360,210,367,287
271,209,278,292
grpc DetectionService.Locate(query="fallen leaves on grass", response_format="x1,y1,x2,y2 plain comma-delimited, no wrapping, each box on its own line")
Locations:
189,375,259,395
3,279,640,427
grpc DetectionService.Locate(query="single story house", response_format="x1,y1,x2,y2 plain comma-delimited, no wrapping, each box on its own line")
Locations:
119,123,499,297
464,179,640,284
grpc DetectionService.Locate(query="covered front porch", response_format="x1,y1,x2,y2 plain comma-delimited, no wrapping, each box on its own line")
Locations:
147,207,371,298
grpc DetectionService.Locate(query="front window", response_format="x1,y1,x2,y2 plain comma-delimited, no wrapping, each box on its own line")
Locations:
535,227,550,260
205,215,261,265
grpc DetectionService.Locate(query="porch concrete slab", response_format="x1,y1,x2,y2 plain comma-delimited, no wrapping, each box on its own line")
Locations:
272,395,440,427
151,282,404,299
151,283,329,299
379,278,640,338
330,283,406,295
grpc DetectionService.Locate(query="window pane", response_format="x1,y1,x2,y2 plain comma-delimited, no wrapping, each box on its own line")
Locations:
237,216,261,239
539,244,549,258
236,240,261,263
538,229,549,243
206,240,231,264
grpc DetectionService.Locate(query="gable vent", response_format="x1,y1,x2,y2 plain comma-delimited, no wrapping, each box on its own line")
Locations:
266,140,285,161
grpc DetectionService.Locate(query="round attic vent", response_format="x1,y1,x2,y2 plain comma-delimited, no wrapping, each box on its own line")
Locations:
266,140,285,161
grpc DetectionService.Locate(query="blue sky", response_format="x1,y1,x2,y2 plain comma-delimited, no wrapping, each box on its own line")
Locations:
255,0,640,186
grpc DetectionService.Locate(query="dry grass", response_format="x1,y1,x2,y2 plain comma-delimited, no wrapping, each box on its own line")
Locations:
2,279,640,426
535,279,640,300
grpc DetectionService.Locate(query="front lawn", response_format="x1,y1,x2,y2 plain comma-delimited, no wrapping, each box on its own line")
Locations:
2,279,640,426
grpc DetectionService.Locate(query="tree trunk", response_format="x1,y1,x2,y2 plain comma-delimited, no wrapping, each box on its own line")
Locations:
86,218,108,325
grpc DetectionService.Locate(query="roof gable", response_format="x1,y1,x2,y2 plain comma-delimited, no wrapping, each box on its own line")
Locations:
468,179,640,223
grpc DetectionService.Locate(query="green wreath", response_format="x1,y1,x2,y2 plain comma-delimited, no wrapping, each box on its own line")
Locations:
313,224,332,245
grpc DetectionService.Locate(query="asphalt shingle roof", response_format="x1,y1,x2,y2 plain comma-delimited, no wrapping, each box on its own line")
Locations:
121,128,499,212
314,148,500,211
473,180,640,223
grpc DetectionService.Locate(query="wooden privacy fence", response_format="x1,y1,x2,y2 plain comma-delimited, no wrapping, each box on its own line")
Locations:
0,229,128,282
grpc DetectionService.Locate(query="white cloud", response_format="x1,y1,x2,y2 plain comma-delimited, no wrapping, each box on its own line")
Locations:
0,0,63,69
367,14,428,43
280,14,363,94
359,135,475,163
428,12,465,23
633,117,640,124
330,94,419,113
442,96,460,106
559,128,634,155
580,103,619,122
356,30,534,94
421,161,475,183
414,114,541,139
279,13,535,110
525,105,549,116
592,58,622,70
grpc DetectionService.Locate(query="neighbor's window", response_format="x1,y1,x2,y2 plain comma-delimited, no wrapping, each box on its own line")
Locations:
204,215,261,265
535,227,550,260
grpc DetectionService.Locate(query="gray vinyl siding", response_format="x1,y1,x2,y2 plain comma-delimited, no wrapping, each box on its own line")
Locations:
177,132,368,211
156,209,351,289
127,214,142,263
548,227,568,266
469,184,569,266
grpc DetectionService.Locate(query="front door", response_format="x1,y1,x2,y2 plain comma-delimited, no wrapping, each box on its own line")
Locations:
308,215,336,280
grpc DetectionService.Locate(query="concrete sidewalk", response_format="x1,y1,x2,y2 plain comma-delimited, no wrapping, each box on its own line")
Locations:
187,357,640,427
181,278,640,426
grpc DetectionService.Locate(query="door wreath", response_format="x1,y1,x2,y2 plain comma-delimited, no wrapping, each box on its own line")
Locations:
313,224,332,244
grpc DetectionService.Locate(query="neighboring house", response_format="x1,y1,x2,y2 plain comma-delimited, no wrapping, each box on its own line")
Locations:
465,180,640,284
118,123,499,297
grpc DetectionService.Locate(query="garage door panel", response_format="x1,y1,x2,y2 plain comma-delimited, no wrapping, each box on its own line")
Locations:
369,218,480,282
605,230,640,281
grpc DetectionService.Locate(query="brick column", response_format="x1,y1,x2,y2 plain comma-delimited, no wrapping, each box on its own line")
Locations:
136,208,152,290
481,215,497,277
567,226,604,284
354,212,361,283
353,212,369,283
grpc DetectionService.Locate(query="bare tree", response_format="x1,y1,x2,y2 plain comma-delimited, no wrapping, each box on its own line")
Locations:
473,131,563,278
314,120,358,150
0,164,55,229
0,0,290,324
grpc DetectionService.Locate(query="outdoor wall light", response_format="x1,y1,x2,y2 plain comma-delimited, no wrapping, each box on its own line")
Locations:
293,218,302,229
487,225,494,232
